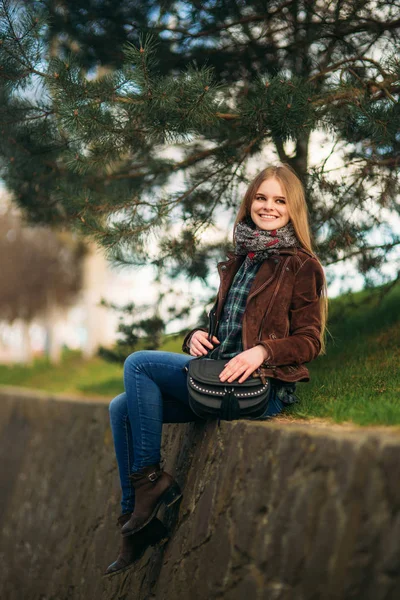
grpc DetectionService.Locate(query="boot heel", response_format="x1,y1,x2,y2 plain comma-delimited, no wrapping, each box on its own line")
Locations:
162,482,182,508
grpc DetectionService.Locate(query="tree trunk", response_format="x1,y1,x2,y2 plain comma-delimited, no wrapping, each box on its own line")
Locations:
18,320,33,365
43,289,64,364
81,244,108,359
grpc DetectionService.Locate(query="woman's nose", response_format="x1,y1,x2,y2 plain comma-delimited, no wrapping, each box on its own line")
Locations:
262,198,274,210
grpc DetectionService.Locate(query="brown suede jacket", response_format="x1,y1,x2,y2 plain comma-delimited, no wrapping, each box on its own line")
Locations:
182,247,325,383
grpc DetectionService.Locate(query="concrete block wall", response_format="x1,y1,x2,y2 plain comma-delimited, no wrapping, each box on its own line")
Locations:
0,387,399,600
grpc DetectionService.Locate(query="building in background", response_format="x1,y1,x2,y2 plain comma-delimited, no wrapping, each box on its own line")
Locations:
0,241,158,364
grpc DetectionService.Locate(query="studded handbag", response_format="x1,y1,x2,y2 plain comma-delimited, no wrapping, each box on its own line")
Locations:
186,357,271,421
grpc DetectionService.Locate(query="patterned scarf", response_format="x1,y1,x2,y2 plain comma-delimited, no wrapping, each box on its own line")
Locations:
234,217,301,264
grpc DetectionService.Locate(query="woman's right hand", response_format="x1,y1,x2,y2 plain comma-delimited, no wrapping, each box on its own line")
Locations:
189,330,220,357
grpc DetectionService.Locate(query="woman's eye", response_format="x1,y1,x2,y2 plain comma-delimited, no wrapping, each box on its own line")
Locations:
255,196,285,204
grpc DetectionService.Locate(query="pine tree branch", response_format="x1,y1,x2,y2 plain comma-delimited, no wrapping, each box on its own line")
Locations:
313,173,372,234
309,56,366,82
112,77,397,124
325,241,400,266
1,1,47,79
104,141,243,181
3,0,31,68
149,5,294,39
1,109,54,125
169,162,233,209
214,112,240,120
337,17,400,37
364,157,400,168
312,87,367,107
149,11,400,44
309,56,399,104
0,43,47,80
192,133,264,237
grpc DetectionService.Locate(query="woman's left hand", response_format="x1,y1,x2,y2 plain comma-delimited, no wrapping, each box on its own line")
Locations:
219,345,269,383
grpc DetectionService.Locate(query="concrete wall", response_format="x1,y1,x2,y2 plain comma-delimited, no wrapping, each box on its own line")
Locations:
1,387,400,600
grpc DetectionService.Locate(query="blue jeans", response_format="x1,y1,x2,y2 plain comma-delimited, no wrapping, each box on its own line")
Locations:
109,350,285,514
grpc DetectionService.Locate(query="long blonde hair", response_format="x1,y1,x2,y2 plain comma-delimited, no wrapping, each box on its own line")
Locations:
234,163,328,355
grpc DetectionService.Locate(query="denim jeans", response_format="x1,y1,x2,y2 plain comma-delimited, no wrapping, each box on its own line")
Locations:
109,350,285,514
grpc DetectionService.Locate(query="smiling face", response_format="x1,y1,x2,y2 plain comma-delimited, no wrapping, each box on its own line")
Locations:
250,177,290,231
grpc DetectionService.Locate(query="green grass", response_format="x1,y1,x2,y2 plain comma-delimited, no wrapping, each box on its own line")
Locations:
290,281,400,426
0,349,124,398
0,335,184,399
0,283,399,426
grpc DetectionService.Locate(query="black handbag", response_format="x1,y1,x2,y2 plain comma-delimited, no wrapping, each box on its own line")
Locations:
187,357,271,421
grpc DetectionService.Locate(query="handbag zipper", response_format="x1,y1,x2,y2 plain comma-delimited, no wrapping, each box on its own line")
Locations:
256,256,291,340
242,257,287,352
243,256,291,383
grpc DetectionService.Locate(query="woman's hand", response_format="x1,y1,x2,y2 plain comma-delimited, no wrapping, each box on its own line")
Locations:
189,330,220,357
219,345,269,383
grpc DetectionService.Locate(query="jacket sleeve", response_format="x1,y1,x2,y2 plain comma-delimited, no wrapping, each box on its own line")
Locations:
182,327,208,354
258,257,325,366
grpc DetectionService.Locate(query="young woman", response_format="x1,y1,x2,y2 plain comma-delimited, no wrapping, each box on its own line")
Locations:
104,163,328,576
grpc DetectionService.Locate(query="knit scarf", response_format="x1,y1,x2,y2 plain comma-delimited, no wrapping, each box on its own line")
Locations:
234,218,301,264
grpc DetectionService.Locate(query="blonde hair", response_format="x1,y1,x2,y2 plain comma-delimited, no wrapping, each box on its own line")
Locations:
234,163,328,354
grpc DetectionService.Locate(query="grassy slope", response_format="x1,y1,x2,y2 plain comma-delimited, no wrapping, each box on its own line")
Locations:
0,282,399,426
291,281,400,425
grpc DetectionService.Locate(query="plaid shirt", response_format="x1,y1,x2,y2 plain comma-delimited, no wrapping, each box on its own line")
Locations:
209,256,262,359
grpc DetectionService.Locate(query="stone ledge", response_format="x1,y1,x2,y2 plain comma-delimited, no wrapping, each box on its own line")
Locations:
0,383,110,404
0,389,399,600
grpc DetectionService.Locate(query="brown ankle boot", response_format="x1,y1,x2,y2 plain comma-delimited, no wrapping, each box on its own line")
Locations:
103,512,169,577
120,464,182,537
